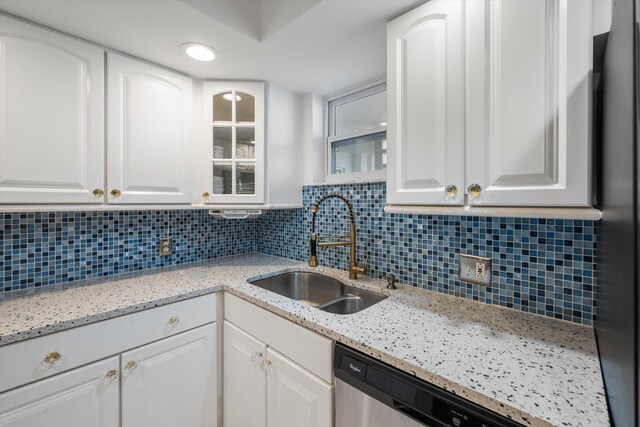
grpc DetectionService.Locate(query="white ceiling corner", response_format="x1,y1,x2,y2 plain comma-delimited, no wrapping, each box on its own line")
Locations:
179,0,321,41
0,0,425,95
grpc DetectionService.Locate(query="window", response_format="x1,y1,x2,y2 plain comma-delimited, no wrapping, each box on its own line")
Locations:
327,82,386,181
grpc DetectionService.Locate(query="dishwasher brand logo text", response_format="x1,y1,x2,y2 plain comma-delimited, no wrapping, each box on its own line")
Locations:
349,363,361,373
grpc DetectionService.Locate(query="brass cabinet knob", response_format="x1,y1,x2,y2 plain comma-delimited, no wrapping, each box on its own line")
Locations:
44,351,61,365
125,361,138,374
168,316,179,327
104,369,119,383
445,185,458,197
92,188,104,197
202,192,210,199
468,183,482,197
110,189,121,198
262,359,273,373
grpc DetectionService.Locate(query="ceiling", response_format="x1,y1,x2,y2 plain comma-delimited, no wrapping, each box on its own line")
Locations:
0,0,425,96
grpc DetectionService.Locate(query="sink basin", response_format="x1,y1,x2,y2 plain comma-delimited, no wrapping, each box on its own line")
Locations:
318,294,378,315
248,271,387,314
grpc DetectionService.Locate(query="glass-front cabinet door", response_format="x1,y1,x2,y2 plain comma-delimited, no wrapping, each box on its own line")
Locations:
203,82,265,204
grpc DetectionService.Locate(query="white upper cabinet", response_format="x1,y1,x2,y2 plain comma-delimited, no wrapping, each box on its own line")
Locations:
465,0,592,206
200,82,302,208
387,0,593,208
386,0,465,206
0,16,104,204
107,53,192,204
202,81,265,205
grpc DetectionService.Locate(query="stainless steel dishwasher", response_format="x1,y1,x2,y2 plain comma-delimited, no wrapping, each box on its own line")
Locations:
334,343,524,427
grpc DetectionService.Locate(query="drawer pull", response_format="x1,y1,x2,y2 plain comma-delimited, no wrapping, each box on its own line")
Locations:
44,352,61,365
104,369,119,384
168,316,180,327
125,361,138,374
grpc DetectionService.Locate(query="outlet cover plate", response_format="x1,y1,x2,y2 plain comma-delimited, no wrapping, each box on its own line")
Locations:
459,254,492,286
159,238,172,257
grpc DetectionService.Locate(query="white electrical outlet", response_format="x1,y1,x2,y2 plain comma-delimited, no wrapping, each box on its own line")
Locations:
459,254,491,286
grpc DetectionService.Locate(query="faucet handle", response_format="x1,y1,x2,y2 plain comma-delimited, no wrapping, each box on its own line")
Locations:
351,255,369,278
358,255,369,275
386,273,398,290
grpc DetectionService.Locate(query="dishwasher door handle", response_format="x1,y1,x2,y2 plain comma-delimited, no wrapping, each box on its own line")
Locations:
393,399,433,426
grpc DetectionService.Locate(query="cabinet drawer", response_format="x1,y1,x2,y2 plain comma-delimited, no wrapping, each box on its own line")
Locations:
224,293,333,383
0,293,217,393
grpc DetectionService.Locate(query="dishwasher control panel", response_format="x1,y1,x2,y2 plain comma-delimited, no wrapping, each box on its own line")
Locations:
334,343,524,427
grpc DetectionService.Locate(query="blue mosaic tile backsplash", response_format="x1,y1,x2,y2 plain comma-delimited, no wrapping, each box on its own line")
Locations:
1,210,255,292
257,182,597,325
1,182,597,325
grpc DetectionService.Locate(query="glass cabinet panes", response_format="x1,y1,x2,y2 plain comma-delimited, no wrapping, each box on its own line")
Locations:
213,164,233,194
213,127,232,159
236,164,255,194
213,93,233,122
208,86,259,201
236,127,255,159
236,92,255,122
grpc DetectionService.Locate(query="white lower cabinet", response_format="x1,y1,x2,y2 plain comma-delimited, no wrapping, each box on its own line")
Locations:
223,321,332,427
0,294,218,427
223,294,334,427
0,357,120,427
223,321,267,427
122,324,217,427
266,348,333,427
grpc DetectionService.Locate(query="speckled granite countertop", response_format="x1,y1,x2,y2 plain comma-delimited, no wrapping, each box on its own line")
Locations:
0,253,608,427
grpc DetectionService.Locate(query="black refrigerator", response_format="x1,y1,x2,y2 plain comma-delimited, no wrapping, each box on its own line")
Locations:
596,0,640,425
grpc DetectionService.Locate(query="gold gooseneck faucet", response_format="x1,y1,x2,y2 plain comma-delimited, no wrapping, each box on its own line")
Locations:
308,193,368,279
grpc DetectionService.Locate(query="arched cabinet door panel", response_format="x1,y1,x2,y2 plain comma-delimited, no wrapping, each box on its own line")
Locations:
202,81,265,205
0,16,105,204
386,0,465,206
107,53,192,204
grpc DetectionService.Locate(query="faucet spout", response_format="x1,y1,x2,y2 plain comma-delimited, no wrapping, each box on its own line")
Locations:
308,193,367,279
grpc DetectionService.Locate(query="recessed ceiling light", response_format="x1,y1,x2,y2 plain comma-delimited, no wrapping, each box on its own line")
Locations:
181,43,217,62
379,122,388,127
222,93,242,102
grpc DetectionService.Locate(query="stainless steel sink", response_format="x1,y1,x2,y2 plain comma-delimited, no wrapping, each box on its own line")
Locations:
248,271,387,314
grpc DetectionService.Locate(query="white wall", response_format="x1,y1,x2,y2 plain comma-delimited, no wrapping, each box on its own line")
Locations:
302,93,325,185
266,83,303,205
